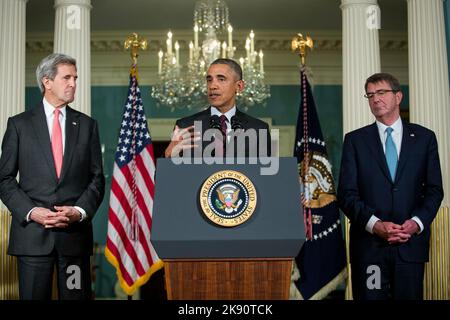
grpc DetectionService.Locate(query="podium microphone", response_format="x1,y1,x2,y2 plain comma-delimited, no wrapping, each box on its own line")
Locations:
210,115,221,130
231,115,243,130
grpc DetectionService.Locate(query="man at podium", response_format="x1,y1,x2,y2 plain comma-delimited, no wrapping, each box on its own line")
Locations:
164,58,271,159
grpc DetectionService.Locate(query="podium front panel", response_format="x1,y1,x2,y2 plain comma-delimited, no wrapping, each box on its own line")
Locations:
151,157,304,258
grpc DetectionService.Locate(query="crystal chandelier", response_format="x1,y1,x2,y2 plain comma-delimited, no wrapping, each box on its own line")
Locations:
151,0,270,111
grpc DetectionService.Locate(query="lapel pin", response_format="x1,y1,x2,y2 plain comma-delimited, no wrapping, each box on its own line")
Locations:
410,133,415,137
72,122,77,126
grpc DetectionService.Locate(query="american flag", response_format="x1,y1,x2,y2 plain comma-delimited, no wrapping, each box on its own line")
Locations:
105,67,163,296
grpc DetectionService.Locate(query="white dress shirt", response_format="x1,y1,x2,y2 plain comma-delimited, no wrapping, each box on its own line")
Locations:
210,106,236,141
43,97,66,152
210,105,236,132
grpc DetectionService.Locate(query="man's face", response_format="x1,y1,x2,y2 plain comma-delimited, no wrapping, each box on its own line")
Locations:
366,80,402,124
43,63,77,107
206,63,244,112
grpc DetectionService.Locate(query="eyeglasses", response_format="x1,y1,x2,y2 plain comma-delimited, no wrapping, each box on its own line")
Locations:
364,89,398,99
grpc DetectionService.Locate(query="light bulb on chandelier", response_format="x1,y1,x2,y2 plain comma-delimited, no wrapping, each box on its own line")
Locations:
151,0,270,111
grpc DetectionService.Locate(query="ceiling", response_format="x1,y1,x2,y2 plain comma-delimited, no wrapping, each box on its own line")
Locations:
26,0,407,33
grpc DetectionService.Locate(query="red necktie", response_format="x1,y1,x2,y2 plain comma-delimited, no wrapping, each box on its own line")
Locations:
51,108,63,178
219,115,228,154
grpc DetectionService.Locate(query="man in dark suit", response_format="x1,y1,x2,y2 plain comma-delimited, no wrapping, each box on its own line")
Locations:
164,58,271,159
0,53,105,300
337,73,443,300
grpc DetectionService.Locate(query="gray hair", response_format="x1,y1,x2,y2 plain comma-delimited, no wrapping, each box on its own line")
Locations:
365,72,401,93
36,53,77,94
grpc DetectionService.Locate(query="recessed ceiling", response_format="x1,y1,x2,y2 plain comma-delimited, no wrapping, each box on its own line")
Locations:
26,0,407,33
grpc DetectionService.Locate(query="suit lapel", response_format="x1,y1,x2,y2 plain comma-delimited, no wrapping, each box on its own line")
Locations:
200,107,211,134
59,106,79,182
230,109,250,155
365,123,392,183
395,121,414,183
31,103,58,181
235,109,249,128
196,107,211,151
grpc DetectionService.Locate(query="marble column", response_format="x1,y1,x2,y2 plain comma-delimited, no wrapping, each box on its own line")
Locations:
0,0,27,137
0,0,27,300
341,0,381,300
341,0,381,134
407,0,450,300
53,0,92,115
408,0,450,206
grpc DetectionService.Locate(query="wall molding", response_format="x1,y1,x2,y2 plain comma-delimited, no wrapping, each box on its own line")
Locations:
26,30,408,53
25,30,408,86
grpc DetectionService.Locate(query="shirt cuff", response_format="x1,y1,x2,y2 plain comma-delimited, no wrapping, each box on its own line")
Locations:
74,206,87,222
366,215,380,234
411,216,424,234
26,207,37,222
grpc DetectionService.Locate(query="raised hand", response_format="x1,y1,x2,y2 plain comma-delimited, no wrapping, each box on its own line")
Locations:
165,125,201,158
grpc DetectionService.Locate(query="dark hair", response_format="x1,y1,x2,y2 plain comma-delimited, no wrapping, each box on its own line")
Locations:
36,53,77,94
209,58,243,81
365,72,401,92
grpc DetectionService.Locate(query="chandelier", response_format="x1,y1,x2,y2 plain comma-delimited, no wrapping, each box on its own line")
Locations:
151,0,270,111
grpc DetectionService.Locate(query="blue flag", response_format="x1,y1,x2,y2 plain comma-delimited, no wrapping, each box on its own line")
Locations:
293,70,347,299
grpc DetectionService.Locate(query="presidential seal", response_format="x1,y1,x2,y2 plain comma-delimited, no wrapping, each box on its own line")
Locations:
199,170,257,227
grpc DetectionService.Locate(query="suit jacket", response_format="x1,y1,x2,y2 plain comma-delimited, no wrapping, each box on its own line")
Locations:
337,120,443,263
0,103,105,257
175,107,271,157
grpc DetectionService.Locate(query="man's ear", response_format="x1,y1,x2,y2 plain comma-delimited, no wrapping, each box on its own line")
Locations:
42,77,52,90
395,90,403,106
236,79,245,93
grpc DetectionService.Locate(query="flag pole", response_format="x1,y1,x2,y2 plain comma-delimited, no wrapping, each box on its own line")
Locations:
291,34,314,239
124,32,148,77
123,33,148,301
291,33,313,68
290,33,348,300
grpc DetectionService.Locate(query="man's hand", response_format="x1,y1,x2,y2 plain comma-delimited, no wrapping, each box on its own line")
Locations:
53,206,81,223
164,125,200,158
30,207,65,226
373,220,411,244
401,219,420,236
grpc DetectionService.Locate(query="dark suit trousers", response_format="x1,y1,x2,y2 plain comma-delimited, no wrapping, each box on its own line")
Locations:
351,246,424,300
17,251,91,300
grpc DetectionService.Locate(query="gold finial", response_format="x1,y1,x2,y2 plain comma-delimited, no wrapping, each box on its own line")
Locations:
124,33,148,65
291,33,313,66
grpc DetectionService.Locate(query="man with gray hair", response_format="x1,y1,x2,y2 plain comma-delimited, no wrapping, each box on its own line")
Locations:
0,53,105,300
338,72,443,299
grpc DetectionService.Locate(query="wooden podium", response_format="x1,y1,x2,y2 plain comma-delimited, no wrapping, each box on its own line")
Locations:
151,158,304,300
164,258,292,300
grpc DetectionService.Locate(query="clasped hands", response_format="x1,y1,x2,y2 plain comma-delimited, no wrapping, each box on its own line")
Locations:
30,206,81,228
373,219,420,244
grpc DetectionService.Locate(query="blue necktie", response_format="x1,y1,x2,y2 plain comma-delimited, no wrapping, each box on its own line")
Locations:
385,127,398,181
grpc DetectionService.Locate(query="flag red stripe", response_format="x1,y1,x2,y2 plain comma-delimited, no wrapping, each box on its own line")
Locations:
108,208,146,276
110,177,153,265
120,165,152,228
110,177,133,221
106,235,134,285
137,223,154,266
135,152,155,198
110,172,151,232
